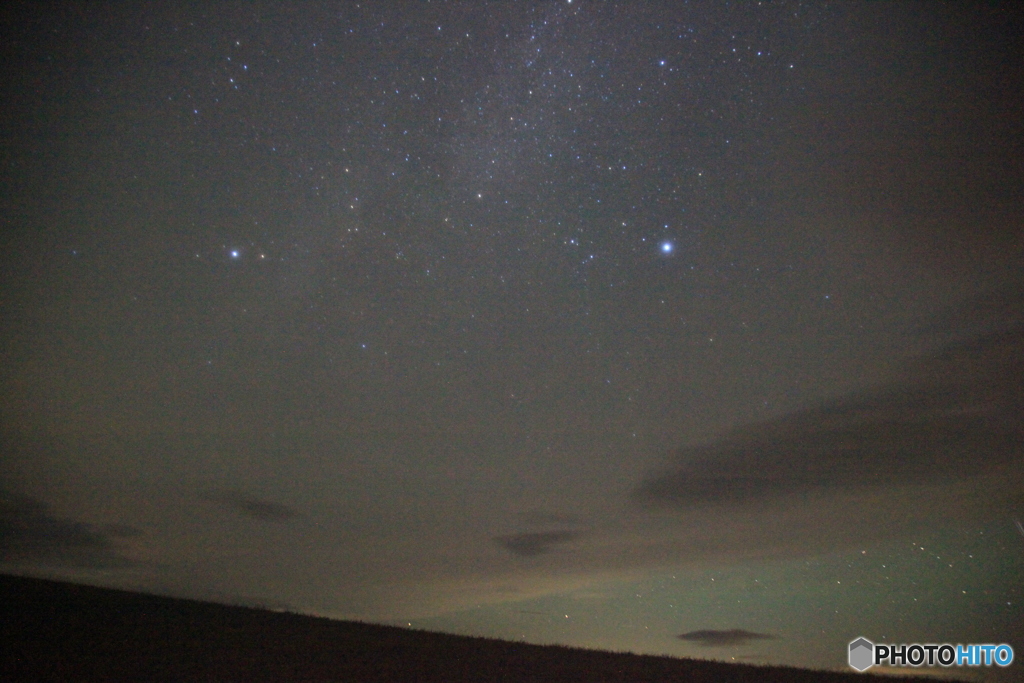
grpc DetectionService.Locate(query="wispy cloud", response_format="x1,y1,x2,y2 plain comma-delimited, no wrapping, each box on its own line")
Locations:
634,319,1023,512
678,629,778,647
0,491,140,569
208,491,303,522
494,531,580,557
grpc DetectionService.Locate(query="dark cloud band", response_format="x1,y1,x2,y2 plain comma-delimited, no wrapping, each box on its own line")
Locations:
494,531,580,557
0,491,140,569
678,629,778,647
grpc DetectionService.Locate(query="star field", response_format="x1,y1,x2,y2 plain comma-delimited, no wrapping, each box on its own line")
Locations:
2,2,1023,677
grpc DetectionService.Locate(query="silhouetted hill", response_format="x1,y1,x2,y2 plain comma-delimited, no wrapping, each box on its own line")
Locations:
1,573,937,682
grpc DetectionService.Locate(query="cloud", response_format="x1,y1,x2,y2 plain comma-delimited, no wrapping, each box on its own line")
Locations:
209,491,303,522
677,629,778,647
0,491,141,569
634,322,1023,512
494,531,580,557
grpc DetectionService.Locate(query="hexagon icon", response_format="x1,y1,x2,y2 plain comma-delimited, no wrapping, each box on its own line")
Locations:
849,637,874,671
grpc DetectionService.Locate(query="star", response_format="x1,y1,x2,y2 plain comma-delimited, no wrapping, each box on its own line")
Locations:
660,241,673,254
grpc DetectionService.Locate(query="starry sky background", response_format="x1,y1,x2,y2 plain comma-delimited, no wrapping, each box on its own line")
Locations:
2,1,1023,677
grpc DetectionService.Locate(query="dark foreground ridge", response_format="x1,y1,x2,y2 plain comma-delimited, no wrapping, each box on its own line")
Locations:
2,573,935,682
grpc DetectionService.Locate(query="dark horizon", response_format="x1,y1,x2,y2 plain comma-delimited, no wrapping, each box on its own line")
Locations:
3,573,932,682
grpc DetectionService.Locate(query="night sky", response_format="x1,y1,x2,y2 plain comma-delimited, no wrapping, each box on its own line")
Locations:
2,2,1023,677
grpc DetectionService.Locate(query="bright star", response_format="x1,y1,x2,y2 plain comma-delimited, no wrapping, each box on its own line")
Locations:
660,241,673,254
230,249,240,258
